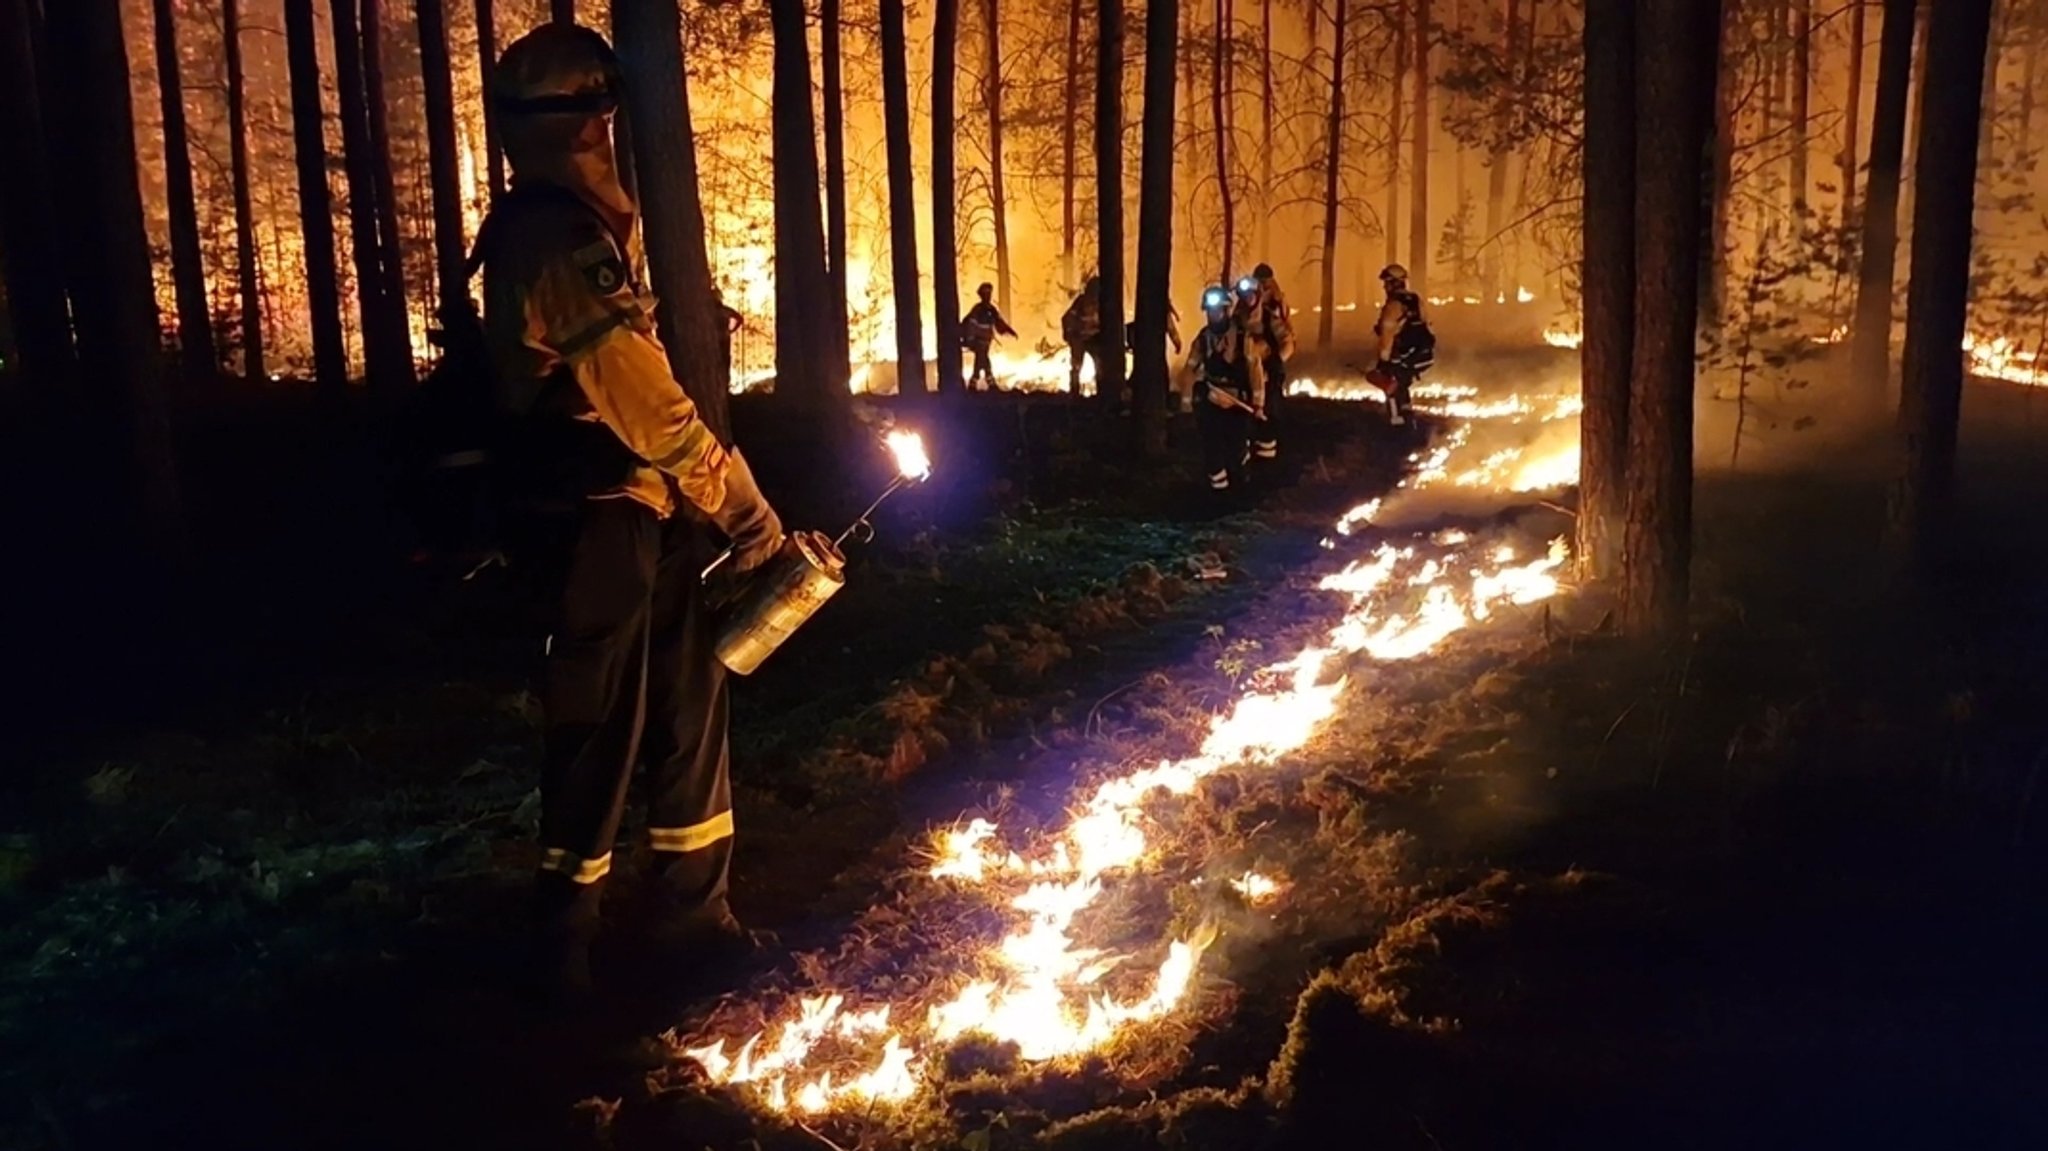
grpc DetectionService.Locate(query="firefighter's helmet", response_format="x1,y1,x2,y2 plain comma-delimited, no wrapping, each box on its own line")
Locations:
492,24,622,118
1235,274,1259,298
1379,264,1410,287
1201,284,1232,319
977,281,995,298
1252,262,1275,282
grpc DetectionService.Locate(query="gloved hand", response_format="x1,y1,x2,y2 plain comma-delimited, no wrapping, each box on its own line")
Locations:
709,448,785,573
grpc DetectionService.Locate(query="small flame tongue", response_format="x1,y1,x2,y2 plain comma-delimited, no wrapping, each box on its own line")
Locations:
886,430,932,481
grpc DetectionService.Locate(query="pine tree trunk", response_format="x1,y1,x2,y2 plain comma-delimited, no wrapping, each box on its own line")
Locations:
42,0,186,563
1703,4,1737,331
1620,0,1718,639
1259,0,1273,258
1409,0,1430,291
1133,0,1176,455
1977,1,2005,167
2018,12,2036,149
551,0,573,22
984,0,1012,316
1900,1,1927,225
1842,0,1865,222
153,0,217,383
1894,0,1992,563
772,0,838,411
285,0,348,392
1319,0,1348,348
1849,0,1916,406
821,0,851,384
1096,0,1126,411
332,0,409,388
361,0,411,381
1579,0,1634,581
1063,0,1082,286
612,0,730,442
1388,5,1405,268
417,0,467,316
1483,0,1518,298
880,0,928,397
223,0,264,382
1212,0,1234,282
932,0,963,395
1791,0,1811,211
474,0,503,201
0,0,76,381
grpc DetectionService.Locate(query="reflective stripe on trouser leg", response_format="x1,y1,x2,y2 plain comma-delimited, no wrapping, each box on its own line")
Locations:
1252,355,1282,459
643,512,738,918
1208,470,1231,490
537,498,660,901
1197,395,1251,489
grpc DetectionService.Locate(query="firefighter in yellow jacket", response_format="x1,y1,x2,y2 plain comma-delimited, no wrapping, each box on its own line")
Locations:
482,24,785,1000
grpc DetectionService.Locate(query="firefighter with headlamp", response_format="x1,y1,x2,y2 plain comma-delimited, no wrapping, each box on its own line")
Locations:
1234,263,1295,464
478,23,785,1003
1177,284,1256,492
1370,263,1436,426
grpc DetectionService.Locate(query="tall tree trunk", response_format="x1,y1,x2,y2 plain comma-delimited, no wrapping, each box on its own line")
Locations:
984,0,1012,316
475,0,503,201
1842,0,1865,222
1409,0,1430,291
1791,0,1811,211
880,0,928,397
42,0,186,562
361,0,411,380
772,0,836,411
2019,10,2036,149
1097,0,1127,411
1387,5,1405,269
153,0,217,383
1063,0,1082,286
1484,0,1519,298
1620,0,1718,639
332,0,409,389
285,0,348,392
1181,0,1198,298
0,0,75,381
417,0,467,316
1977,0,2005,167
1703,3,1738,331
1133,0,1176,455
224,0,264,382
551,0,573,22
1212,0,1234,281
613,0,730,442
1900,0,1928,225
822,0,851,383
1894,0,1992,562
1849,0,1917,405
933,0,963,395
1319,0,1349,348
1579,0,1634,581
1259,0,1273,258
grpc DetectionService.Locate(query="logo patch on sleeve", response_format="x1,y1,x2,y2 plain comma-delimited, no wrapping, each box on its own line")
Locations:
585,257,627,295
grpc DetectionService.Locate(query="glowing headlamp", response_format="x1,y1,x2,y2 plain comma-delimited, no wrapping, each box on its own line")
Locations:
1236,276,1258,296
1202,288,1231,310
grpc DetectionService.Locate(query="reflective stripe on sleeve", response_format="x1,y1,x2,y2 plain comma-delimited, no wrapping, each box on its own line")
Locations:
538,847,613,884
648,810,735,853
649,420,725,474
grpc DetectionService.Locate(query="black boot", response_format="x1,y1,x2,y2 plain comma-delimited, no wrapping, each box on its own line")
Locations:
527,874,602,1007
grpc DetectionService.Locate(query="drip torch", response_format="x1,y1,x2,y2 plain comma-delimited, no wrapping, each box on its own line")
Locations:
703,430,933,675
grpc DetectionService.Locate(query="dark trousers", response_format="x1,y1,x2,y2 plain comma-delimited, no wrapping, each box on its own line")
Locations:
1196,385,1252,489
1386,366,1418,418
534,497,733,942
1252,355,1286,460
967,343,995,388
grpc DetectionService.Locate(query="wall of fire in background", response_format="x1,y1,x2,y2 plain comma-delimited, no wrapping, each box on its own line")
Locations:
112,0,2048,393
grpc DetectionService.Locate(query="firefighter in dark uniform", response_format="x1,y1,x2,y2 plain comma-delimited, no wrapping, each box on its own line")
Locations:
960,281,1018,390
1061,276,1105,394
1371,263,1434,426
1178,284,1257,492
1235,263,1295,463
481,24,786,1000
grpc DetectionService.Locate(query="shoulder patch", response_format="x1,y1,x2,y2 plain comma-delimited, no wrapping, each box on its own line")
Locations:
573,238,628,297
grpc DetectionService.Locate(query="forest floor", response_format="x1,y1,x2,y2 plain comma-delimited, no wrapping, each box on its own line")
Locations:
5,346,2048,1150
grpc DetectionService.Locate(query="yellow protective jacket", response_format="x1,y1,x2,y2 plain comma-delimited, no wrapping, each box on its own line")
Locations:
480,184,729,520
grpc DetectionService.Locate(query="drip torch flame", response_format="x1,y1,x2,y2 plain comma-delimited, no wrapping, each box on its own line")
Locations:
886,430,933,482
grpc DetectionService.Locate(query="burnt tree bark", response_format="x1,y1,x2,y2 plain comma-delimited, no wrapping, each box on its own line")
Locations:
417,0,467,315
1484,0,1520,297
332,0,411,389
1849,0,1917,406
1620,0,1719,638
1791,0,1811,211
1319,0,1349,348
42,0,186,561
1579,0,1634,581
1842,0,1865,221
1893,0,1993,562
881,0,928,397
224,0,264,381
1259,0,1273,257
822,0,851,384
153,0,217,383
1703,2,1737,330
1212,0,1234,281
613,0,730,441
984,0,1013,315
1097,0,1127,410
933,0,964,395
475,0,503,201
285,0,348,392
1410,0,1430,291
1388,3,1406,268
1132,0,1176,455
772,0,838,410
362,0,411,379
0,0,75,380
1063,0,1082,285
